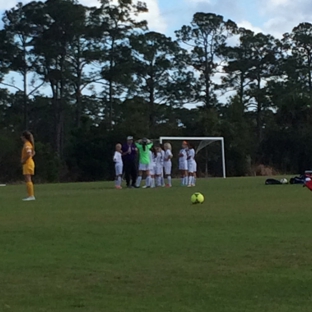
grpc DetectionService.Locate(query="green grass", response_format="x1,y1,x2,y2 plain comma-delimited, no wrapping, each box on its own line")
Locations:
1,177,312,312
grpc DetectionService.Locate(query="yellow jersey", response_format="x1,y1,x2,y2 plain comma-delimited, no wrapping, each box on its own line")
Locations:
21,141,34,166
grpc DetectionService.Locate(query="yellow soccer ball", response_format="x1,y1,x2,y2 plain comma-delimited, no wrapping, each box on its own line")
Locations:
191,192,204,204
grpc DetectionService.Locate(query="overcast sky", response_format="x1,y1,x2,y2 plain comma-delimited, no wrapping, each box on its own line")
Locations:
1,0,312,38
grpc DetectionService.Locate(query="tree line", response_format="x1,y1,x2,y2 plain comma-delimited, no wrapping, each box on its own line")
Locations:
0,0,312,182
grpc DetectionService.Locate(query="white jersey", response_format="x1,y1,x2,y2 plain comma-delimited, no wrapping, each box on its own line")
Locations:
164,149,173,163
187,149,195,162
187,148,196,173
113,151,123,175
179,148,188,170
149,151,156,171
155,152,162,167
179,148,187,163
113,151,123,164
164,149,172,175
160,150,165,167
155,152,163,175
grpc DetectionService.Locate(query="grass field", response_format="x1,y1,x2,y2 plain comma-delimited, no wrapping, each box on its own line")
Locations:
1,177,312,312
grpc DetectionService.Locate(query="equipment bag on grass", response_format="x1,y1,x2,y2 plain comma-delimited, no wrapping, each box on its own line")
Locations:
265,178,283,185
304,178,312,191
289,175,305,184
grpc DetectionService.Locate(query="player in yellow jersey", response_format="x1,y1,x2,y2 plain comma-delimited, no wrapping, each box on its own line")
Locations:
21,131,36,201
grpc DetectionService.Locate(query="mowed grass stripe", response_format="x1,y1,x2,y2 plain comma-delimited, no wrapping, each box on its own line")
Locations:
0,178,312,311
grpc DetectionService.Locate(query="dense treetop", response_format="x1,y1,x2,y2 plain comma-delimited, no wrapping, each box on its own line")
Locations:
0,0,312,182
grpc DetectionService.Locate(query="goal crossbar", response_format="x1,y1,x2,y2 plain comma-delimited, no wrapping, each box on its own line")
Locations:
159,136,226,178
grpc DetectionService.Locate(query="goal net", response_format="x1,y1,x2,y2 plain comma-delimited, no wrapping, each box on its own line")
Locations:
159,137,226,178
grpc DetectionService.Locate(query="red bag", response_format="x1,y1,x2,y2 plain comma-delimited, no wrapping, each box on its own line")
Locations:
304,178,312,191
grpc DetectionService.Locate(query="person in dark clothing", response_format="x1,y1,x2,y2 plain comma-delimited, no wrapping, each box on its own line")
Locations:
122,136,138,188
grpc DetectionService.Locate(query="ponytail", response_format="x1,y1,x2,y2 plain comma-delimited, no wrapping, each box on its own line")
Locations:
22,131,35,149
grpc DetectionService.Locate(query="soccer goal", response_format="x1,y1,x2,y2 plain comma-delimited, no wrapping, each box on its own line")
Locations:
159,137,226,178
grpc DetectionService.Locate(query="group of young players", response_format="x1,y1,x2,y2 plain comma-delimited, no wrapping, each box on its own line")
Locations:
113,138,197,189
19,131,199,199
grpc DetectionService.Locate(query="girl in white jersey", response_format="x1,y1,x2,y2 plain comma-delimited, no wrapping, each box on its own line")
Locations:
113,143,123,189
193,158,197,185
160,145,166,187
179,140,188,186
164,142,173,187
145,147,157,188
155,146,163,187
187,143,196,187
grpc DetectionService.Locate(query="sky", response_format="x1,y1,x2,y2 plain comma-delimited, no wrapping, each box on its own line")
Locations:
1,0,312,38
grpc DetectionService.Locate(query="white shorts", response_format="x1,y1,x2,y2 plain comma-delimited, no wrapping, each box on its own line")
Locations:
188,161,195,173
149,165,156,175
164,162,172,175
179,161,188,170
115,163,123,175
155,165,163,175
139,163,149,171
193,161,197,172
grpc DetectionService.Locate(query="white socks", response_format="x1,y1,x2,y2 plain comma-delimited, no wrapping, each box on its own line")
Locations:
136,176,142,187
145,176,151,187
167,176,172,186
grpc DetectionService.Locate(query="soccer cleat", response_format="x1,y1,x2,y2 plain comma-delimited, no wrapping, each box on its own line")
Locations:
115,186,122,189
22,196,35,201
187,185,192,188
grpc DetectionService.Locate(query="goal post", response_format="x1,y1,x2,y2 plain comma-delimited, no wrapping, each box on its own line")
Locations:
159,136,226,178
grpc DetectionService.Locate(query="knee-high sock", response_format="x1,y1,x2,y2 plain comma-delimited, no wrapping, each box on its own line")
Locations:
145,176,151,187
117,176,122,186
167,176,172,186
26,182,34,197
136,176,142,187
156,176,161,186
151,177,155,188
188,176,193,185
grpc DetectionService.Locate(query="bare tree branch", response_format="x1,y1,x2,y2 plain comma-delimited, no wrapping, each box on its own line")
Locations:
0,82,22,92
28,81,45,96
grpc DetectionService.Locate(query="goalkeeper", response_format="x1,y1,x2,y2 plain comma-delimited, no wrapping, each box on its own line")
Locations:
135,138,153,188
